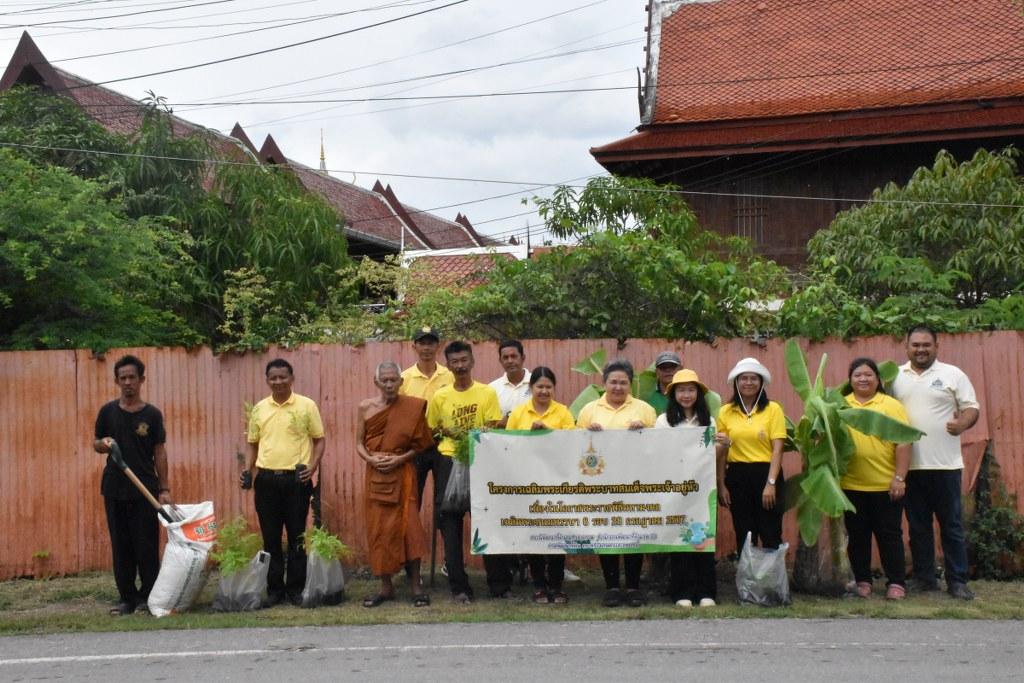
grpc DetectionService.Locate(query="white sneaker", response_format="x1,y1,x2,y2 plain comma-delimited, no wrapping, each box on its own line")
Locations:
675,599,693,608
440,562,448,577
699,598,716,607
562,568,581,582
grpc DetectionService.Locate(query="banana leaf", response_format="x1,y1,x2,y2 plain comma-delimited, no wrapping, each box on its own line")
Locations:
800,466,855,517
783,471,807,511
812,352,828,397
837,407,924,442
785,339,812,402
569,382,602,419
633,368,657,401
571,348,606,376
706,390,722,419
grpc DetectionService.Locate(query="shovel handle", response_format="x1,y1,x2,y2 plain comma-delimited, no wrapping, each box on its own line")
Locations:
108,441,173,523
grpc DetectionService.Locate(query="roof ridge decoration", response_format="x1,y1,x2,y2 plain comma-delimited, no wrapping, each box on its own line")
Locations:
642,1,715,125
258,134,288,165
372,180,434,250
229,123,258,155
0,31,66,92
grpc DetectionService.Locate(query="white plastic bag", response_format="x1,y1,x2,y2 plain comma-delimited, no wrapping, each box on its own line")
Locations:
441,460,470,513
213,551,270,612
300,552,345,608
148,501,216,617
735,532,791,607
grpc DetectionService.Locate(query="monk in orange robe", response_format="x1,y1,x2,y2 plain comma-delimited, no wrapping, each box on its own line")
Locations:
356,361,435,607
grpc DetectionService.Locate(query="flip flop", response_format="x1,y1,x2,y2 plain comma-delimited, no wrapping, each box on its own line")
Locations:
412,594,431,607
362,593,395,608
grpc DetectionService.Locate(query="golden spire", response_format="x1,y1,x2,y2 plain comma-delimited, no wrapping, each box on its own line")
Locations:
319,129,327,172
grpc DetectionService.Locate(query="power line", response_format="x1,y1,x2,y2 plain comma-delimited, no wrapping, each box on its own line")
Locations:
0,0,236,27
47,1,437,63
51,0,470,89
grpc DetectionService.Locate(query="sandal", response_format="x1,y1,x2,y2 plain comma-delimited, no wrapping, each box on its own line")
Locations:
109,601,134,616
532,589,550,604
549,590,569,605
412,594,431,607
361,593,395,608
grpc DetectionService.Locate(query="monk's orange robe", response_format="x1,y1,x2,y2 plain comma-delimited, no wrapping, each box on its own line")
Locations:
363,395,435,576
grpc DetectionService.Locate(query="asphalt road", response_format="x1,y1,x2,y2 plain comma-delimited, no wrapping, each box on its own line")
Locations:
1,619,1021,681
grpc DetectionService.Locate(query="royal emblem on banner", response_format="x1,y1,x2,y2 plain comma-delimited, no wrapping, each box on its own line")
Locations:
578,439,605,476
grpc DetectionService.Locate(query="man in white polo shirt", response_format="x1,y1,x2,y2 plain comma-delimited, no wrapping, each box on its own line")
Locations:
489,339,531,428
891,325,980,600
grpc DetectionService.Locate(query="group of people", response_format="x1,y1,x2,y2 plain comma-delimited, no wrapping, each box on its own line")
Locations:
92,324,979,616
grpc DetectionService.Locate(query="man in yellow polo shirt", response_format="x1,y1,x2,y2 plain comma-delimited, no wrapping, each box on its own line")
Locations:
243,358,325,606
400,326,454,506
426,340,502,603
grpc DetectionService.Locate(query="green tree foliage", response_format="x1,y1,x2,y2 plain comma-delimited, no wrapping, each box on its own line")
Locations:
780,148,1024,339
412,177,789,343
0,85,125,178
0,149,200,349
115,93,209,220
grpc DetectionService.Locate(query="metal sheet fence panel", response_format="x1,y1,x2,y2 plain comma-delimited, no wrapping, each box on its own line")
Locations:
1,333,1021,579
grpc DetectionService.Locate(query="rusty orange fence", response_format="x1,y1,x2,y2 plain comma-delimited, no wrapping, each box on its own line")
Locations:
1,332,1019,579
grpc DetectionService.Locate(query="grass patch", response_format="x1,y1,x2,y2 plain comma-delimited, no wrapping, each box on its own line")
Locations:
1,566,1022,635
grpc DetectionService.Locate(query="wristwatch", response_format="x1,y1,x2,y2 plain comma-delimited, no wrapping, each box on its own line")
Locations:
893,475,905,483
767,478,777,486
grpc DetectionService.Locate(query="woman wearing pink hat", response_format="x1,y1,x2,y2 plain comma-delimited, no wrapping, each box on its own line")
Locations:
716,358,787,555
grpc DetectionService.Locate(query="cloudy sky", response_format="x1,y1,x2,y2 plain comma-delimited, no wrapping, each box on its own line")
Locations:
0,0,647,244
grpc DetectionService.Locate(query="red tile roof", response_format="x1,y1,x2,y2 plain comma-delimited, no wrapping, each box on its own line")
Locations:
407,252,512,292
400,202,483,249
650,0,1024,124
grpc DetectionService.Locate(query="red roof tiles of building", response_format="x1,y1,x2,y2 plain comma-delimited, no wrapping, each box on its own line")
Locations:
407,252,512,292
648,0,1024,125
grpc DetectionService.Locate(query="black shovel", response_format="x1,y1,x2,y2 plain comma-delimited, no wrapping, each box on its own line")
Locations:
108,440,181,523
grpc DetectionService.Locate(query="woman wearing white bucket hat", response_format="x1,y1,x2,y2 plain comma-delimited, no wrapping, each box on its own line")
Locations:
716,358,787,556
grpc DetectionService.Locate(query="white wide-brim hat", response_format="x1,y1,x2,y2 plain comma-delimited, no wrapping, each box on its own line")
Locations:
726,357,771,386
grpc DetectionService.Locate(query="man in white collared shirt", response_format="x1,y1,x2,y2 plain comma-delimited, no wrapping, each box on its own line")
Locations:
891,325,980,601
489,339,531,428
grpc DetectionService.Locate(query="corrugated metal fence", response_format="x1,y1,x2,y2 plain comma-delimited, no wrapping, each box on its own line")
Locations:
1,332,1019,579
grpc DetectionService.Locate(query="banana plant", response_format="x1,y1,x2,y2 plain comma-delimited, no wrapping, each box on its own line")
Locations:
783,339,923,547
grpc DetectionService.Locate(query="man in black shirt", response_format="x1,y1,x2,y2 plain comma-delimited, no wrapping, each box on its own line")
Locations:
93,355,173,616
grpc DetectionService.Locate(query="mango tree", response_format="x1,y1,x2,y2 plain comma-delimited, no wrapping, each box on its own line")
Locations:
783,339,923,594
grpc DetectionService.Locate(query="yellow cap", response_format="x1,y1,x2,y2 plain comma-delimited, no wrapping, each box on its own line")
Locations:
666,368,708,395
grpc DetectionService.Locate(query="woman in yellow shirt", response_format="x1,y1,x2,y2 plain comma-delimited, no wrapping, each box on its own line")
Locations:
716,357,786,555
842,357,912,600
507,367,575,604
576,360,656,608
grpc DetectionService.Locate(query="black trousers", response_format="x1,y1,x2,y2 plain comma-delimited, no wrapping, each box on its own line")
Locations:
433,453,513,596
725,461,784,553
843,489,906,586
905,469,968,586
104,496,160,607
528,555,566,591
600,554,643,590
414,445,441,511
669,552,717,602
254,470,312,599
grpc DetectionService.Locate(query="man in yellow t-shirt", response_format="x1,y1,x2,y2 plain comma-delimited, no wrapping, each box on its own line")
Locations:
400,326,455,507
243,358,325,606
426,340,502,603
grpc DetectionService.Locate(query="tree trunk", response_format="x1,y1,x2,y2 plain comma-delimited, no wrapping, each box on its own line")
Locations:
791,514,852,596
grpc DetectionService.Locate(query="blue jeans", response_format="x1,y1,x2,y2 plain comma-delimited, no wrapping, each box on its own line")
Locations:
905,469,968,585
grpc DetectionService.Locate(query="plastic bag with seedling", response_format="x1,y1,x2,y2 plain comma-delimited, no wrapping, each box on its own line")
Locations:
212,516,268,612
301,525,350,607
441,432,472,513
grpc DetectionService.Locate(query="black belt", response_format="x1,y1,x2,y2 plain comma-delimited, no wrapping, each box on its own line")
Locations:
258,467,298,475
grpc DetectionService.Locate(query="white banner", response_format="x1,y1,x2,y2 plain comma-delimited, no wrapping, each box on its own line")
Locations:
468,427,717,555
